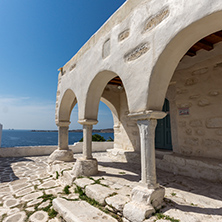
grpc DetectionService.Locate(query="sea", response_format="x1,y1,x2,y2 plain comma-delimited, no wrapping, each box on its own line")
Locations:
0,130,114,148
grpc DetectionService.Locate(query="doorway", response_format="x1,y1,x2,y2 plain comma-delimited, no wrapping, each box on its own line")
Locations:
155,99,172,150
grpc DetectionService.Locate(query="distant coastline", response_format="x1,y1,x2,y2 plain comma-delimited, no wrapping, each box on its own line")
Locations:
31,128,114,133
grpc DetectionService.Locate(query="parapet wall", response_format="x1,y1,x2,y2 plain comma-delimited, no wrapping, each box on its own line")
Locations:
0,142,114,158
0,124,2,147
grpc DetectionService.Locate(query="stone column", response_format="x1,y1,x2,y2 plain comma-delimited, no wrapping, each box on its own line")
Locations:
128,110,166,188
58,125,69,150
72,119,98,177
123,110,167,222
48,121,74,163
82,124,93,159
137,119,158,189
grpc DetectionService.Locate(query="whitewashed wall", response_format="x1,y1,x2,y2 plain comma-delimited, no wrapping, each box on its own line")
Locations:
0,142,113,158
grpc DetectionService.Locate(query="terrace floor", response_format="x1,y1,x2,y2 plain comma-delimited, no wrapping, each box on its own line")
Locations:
0,152,221,222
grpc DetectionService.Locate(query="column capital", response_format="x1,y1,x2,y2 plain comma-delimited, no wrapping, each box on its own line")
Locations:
78,119,98,125
128,110,166,121
56,121,71,127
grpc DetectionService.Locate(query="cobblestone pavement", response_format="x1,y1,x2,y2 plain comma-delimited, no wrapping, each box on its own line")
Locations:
0,153,221,222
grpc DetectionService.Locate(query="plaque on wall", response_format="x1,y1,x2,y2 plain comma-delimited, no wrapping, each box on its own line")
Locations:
179,108,189,115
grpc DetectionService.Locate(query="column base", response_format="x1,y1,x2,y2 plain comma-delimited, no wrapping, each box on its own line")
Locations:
48,149,74,163
71,158,98,177
123,185,165,222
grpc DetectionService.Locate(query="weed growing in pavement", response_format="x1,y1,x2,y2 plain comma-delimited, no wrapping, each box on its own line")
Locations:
74,185,122,222
35,193,58,219
56,171,59,179
88,177,109,187
38,193,56,202
108,192,118,197
77,175,84,179
48,208,58,218
154,213,180,222
63,185,70,194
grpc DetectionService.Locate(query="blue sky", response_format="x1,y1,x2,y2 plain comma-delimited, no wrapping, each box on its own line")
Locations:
0,0,126,130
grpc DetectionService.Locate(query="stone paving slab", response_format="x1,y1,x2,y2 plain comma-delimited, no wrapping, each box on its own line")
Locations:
6,208,20,216
105,194,130,211
27,198,42,207
3,198,20,208
11,182,32,192
75,178,94,188
85,184,116,206
2,211,26,222
0,153,221,222
53,197,118,222
15,187,35,197
29,210,49,222
21,191,43,202
38,180,58,189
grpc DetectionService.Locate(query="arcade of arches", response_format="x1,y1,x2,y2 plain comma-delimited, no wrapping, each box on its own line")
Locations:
48,0,222,220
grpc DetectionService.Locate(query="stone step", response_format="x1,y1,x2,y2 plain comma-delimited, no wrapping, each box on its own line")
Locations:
53,197,118,222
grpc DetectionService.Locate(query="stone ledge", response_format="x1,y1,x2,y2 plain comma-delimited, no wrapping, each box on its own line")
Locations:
107,148,140,163
53,197,118,222
85,184,115,206
156,153,222,182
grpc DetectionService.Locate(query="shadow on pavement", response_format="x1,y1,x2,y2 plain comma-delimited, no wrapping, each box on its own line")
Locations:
0,157,34,183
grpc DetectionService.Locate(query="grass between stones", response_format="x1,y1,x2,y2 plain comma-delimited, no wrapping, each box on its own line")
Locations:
154,213,180,222
60,168,72,176
74,185,123,222
88,177,109,187
56,171,60,179
35,193,58,218
1,213,7,221
152,204,180,222
63,185,70,194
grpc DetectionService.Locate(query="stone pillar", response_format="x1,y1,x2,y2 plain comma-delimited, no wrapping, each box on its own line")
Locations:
82,124,93,159
58,125,69,150
48,121,74,163
123,110,167,222
72,119,98,177
137,119,158,189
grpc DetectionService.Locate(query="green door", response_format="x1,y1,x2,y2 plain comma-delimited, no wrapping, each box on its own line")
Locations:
155,99,172,150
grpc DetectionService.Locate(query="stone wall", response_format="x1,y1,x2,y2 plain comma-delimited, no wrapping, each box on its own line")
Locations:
102,85,140,152
117,91,140,151
0,142,114,158
167,42,222,159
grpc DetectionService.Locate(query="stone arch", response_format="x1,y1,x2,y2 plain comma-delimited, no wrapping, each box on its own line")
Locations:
83,70,119,120
100,97,119,128
58,89,77,123
147,10,222,111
